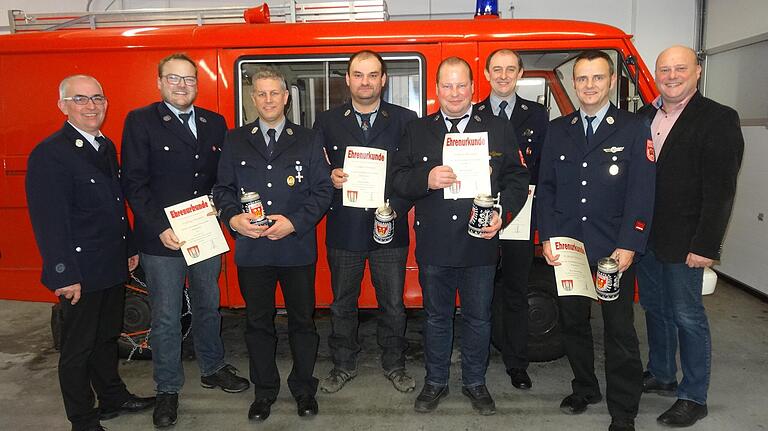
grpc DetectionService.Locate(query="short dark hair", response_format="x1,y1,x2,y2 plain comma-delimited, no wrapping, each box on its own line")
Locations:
347,50,387,76
437,56,473,83
485,49,524,71
158,53,198,77
573,50,615,77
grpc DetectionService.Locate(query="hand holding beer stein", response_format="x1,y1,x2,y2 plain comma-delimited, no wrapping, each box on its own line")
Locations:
468,192,503,239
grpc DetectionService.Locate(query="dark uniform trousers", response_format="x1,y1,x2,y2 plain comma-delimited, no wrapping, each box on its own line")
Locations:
59,283,131,429
237,265,319,400
314,101,417,373
559,265,642,420
479,96,548,371
213,119,332,401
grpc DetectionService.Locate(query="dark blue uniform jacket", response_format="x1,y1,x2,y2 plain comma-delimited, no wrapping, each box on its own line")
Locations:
26,122,135,292
213,119,333,267
391,107,530,267
314,101,417,252
537,104,655,265
121,102,226,256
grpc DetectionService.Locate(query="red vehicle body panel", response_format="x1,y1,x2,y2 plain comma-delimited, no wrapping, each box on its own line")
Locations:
0,17,658,308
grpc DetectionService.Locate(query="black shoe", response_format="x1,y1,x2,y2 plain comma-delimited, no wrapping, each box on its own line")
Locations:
296,395,318,417
414,383,449,413
248,398,274,421
152,393,178,428
609,418,636,431
643,371,678,397
657,399,708,427
461,384,496,415
559,393,602,415
200,364,250,393
99,394,156,420
508,368,532,390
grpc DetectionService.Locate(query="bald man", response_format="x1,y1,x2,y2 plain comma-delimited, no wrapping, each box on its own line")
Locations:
636,46,744,427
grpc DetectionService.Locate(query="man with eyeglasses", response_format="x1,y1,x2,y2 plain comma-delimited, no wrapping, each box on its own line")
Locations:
313,50,418,394
26,75,155,431
121,53,249,428
391,57,529,416
537,50,655,431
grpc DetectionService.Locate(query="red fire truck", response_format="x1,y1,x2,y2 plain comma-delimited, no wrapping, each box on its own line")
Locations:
0,1,657,359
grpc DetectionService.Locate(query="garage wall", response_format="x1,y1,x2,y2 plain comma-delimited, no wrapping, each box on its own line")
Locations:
703,0,768,295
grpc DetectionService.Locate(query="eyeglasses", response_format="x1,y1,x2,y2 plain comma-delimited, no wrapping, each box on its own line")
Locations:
61,95,107,105
163,74,198,86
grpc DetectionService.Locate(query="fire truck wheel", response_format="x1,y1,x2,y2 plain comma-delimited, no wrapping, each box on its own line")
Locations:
491,260,564,363
118,290,153,360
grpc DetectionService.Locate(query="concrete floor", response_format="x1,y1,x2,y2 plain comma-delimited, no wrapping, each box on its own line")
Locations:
1,278,767,431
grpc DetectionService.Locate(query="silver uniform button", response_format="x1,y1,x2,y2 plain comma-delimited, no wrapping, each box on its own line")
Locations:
90,178,95,183
416,221,420,226
116,197,121,201
121,216,125,221
193,190,198,195
164,146,170,151
267,183,272,188
582,216,587,221
75,246,82,252
267,200,272,206
267,164,272,170
581,180,587,186
612,156,618,161
195,154,200,159
241,161,246,166
581,198,587,203
423,156,428,162
194,173,199,177
452,215,458,220
122,235,126,240
582,162,588,168
560,155,565,160
333,146,338,151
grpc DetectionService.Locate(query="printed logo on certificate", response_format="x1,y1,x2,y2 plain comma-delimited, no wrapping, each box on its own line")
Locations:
442,132,491,199
164,196,230,266
549,237,598,300
342,146,387,208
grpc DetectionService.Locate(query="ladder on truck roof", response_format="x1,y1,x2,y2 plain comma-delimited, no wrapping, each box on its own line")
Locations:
7,0,389,33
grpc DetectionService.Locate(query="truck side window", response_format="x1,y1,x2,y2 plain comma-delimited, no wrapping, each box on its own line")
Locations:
238,55,424,128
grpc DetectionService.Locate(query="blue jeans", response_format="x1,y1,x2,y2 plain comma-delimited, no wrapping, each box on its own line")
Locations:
419,264,495,387
637,249,711,404
141,253,226,393
327,247,408,373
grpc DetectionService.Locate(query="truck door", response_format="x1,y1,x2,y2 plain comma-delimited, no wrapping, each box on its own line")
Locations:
218,44,438,308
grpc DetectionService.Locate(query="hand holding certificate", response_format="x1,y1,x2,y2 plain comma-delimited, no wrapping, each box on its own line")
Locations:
549,237,597,300
342,146,387,208
442,132,491,199
164,196,229,266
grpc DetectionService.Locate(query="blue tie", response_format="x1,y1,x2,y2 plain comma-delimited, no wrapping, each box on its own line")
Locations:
585,115,596,145
358,112,372,140
266,128,276,157
498,100,509,120
179,112,195,139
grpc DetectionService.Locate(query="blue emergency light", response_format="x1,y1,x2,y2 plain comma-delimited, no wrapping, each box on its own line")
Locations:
475,0,499,17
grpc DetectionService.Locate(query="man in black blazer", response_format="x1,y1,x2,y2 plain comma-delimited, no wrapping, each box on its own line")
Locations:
313,50,418,394
636,45,744,428
121,53,248,428
26,75,154,431
537,51,655,431
392,57,529,415
478,48,549,390
213,67,333,421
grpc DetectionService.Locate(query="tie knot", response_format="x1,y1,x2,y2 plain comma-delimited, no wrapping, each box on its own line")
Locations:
267,128,277,139
94,136,108,153
585,115,597,125
447,115,468,127
179,112,192,124
498,100,508,112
